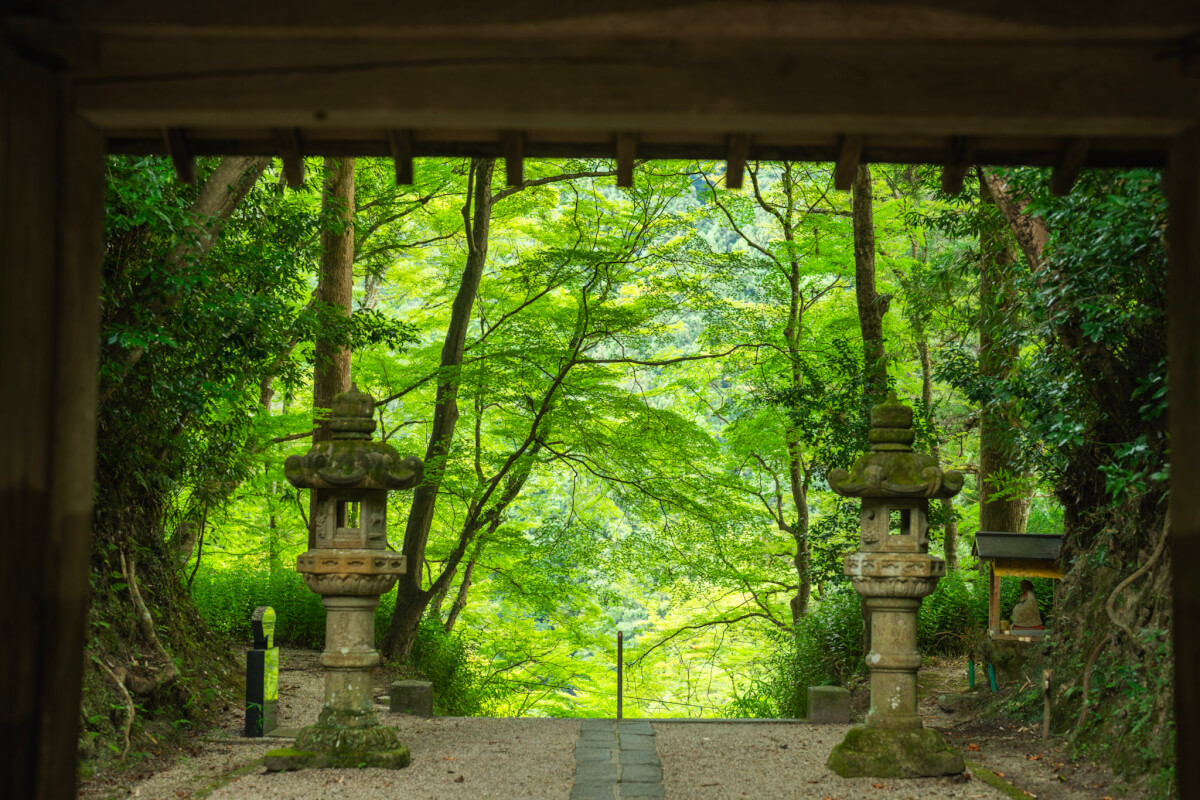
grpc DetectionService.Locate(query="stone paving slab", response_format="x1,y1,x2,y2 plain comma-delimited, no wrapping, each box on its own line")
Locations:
570,721,665,800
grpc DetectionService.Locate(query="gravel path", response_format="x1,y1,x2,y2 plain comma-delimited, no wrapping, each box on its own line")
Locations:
89,650,1123,799
206,717,579,800
655,722,994,800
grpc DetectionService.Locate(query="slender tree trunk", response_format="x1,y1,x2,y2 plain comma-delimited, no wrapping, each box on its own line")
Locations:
852,164,889,398
779,173,811,623
444,547,481,634
309,157,356,547
852,164,890,652
979,178,1031,534
381,159,496,659
916,334,959,568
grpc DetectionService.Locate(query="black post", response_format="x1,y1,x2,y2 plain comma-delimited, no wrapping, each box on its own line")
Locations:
245,606,279,736
617,630,623,721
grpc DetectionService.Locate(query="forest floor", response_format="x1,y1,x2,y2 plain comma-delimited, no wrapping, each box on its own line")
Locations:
77,649,1138,800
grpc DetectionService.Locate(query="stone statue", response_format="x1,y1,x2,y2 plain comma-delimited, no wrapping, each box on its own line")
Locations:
1010,579,1043,629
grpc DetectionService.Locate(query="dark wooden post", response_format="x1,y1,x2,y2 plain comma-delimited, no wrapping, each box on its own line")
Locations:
1168,126,1200,800
0,43,106,800
617,630,623,721
987,562,1001,638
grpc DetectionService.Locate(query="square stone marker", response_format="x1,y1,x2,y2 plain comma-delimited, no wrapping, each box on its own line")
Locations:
389,680,433,717
808,685,852,724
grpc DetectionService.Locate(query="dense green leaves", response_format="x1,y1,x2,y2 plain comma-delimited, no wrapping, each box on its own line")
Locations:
90,151,1169,794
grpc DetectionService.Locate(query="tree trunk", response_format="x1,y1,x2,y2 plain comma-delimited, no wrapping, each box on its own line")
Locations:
381,158,496,659
444,547,481,634
852,164,890,651
852,164,889,398
309,157,356,547
915,333,959,568
978,178,1030,534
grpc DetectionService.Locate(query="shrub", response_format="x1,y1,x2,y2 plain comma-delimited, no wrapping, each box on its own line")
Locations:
394,617,495,717
725,588,865,719
191,565,354,648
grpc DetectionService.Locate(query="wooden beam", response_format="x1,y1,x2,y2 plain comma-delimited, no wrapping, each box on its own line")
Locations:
73,40,1199,140
274,127,304,187
834,134,863,191
386,128,414,185
725,133,749,190
97,129,1174,168
2,43,105,800
503,130,524,186
992,559,1064,579
615,131,636,188
46,2,1200,43
163,127,196,184
940,136,976,195
1050,137,1090,196
1168,125,1200,800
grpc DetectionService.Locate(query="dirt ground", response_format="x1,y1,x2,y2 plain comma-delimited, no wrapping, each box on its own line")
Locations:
913,655,1132,800
79,650,1141,800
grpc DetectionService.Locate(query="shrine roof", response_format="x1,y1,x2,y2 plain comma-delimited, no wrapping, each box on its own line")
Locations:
972,531,1064,562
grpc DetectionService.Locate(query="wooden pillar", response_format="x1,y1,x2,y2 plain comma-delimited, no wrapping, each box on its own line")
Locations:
1169,127,1200,800
988,562,1001,637
0,44,105,800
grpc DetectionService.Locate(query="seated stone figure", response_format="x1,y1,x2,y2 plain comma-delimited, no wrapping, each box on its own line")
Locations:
1010,579,1044,630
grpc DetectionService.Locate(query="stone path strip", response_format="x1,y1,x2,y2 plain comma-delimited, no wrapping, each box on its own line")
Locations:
571,720,664,799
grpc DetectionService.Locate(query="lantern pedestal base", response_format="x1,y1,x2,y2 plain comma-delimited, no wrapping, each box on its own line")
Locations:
264,724,410,772
827,726,964,778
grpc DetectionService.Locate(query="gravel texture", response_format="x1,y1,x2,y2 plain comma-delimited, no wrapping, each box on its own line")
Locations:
654,722,996,800
92,651,1123,799
205,717,579,800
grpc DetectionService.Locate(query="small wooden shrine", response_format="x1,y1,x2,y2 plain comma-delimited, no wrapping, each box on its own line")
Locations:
973,531,1064,642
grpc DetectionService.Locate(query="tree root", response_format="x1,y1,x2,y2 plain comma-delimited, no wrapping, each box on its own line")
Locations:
120,549,180,688
92,656,134,760
1075,516,1170,732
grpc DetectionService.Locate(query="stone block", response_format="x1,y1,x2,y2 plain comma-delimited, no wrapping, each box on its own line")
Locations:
807,685,851,724
389,680,433,717
618,763,662,783
827,726,964,778
938,692,985,714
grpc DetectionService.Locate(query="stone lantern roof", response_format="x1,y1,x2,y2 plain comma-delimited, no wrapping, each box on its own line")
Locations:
284,384,423,491
826,392,963,500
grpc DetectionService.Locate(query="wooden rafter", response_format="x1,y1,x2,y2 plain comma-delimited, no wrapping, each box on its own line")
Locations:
274,128,304,187
386,129,414,186
834,135,863,191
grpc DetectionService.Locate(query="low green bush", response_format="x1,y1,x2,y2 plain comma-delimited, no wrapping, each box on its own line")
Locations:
192,565,399,648
726,587,865,719
394,617,496,717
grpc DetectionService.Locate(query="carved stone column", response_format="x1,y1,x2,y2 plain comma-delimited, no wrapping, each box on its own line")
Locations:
825,393,966,778
265,385,422,771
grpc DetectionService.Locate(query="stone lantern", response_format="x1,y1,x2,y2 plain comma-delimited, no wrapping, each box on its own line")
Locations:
825,393,966,778
265,385,423,771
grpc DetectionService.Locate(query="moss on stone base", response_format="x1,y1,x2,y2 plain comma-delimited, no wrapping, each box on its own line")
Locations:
264,724,411,772
827,726,964,778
